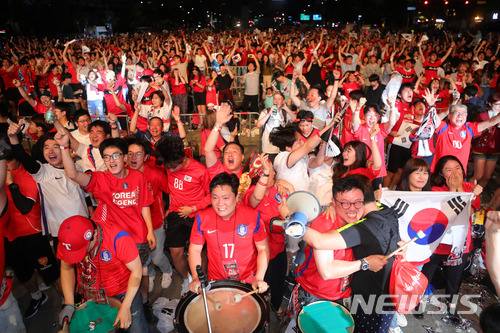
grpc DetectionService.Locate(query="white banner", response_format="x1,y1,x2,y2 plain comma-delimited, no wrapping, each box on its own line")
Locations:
380,190,473,262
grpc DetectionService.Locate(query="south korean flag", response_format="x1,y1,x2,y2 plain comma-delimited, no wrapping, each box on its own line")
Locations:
380,190,474,262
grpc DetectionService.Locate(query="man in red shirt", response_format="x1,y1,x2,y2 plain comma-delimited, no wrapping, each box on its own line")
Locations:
0,156,26,332
155,136,211,294
13,78,54,115
419,42,454,85
204,101,245,179
188,172,270,293
4,153,60,319
57,215,150,332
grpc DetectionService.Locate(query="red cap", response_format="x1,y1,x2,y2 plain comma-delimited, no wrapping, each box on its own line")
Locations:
57,216,94,264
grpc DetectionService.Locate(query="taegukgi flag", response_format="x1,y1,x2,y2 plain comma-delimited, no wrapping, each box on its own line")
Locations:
380,190,474,262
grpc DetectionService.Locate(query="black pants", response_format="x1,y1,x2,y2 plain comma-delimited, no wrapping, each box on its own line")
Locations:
421,252,470,303
264,250,287,311
241,94,259,113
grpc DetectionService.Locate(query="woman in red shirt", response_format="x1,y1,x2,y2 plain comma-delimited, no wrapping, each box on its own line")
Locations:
190,66,206,128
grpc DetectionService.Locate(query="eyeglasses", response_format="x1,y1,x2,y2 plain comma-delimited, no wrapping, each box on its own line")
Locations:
128,152,144,158
451,111,467,116
335,199,364,209
78,119,91,124
102,153,123,161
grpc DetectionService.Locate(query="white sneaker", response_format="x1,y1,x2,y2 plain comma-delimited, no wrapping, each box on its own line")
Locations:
395,312,407,327
148,276,155,293
181,279,190,295
161,272,172,289
388,327,402,333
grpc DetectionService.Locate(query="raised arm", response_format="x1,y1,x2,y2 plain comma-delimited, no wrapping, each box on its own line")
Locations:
204,105,233,168
440,41,455,63
12,79,36,108
289,73,301,107
54,128,91,187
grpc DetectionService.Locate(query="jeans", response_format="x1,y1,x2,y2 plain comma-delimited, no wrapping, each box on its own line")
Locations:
114,290,151,333
0,292,26,333
87,99,105,116
148,227,172,277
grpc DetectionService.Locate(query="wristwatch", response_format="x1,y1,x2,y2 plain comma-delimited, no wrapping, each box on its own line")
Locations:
360,258,370,271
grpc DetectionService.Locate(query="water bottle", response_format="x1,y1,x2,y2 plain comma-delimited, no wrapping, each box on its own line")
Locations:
272,103,278,115
45,104,55,124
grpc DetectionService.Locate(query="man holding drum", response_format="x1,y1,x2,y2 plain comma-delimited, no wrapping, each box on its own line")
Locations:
188,172,270,294
57,216,151,332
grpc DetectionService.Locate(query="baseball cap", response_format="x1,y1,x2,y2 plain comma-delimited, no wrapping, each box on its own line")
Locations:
57,216,94,264
40,90,52,98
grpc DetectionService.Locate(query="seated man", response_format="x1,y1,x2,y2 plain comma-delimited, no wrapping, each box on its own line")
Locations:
188,173,270,293
58,215,150,332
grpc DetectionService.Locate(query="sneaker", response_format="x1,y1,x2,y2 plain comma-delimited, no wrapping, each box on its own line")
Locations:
388,327,402,333
395,312,407,327
148,276,155,293
181,279,190,295
161,272,173,289
25,293,48,319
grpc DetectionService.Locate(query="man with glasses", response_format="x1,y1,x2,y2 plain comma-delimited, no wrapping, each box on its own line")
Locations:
295,175,400,333
287,176,388,329
424,93,500,173
71,110,92,146
54,132,157,300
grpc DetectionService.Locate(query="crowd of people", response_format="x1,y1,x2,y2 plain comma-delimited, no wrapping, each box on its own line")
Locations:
1,26,500,333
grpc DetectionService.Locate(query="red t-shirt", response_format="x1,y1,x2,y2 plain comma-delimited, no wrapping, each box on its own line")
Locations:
191,206,267,283
143,164,169,230
431,121,480,173
431,182,480,255
395,67,416,84
340,107,365,147
201,129,224,159
48,72,61,97
85,169,154,243
296,215,353,300
207,159,244,180
166,158,211,215
5,166,42,241
97,76,128,115
169,77,187,95
343,82,362,99
299,128,320,143
423,60,442,85
242,186,286,260
387,101,414,144
353,123,389,177
64,61,79,84
57,222,139,298
191,75,206,93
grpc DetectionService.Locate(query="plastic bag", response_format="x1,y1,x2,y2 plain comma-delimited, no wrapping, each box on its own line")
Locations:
389,256,428,314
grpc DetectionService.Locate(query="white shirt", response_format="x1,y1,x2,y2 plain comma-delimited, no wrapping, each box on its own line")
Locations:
274,151,310,192
34,163,89,237
76,143,106,172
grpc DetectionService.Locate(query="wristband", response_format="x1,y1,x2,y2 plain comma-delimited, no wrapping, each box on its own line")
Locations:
62,303,75,308
191,206,197,213
257,180,268,187
176,119,182,123
60,145,70,150
213,124,222,132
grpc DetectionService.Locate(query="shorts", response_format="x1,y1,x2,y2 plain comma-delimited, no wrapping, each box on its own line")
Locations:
387,144,412,173
136,242,151,268
165,212,194,248
473,152,500,162
6,233,60,284
193,91,206,106
4,87,20,102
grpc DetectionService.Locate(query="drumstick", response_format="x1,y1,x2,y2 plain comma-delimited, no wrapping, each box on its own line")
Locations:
58,318,69,333
384,230,426,260
198,288,223,311
233,289,259,303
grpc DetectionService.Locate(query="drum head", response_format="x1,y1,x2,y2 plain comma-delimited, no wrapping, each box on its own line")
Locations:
298,301,354,333
175,280,269,333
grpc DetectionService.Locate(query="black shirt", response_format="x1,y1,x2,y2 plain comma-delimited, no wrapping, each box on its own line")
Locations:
216,74,233,91
366,84,386,108
339,203,400,298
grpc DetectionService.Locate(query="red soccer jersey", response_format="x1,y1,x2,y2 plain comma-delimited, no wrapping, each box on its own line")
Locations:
191,206,268,283
166,158,211,215
340,107,365,147
5,166,42,241
33,100,48,114
343,82,361,99
207,159,244,180
192,75,206,93
296,215,353,300
201,129,225,159
353,123,389,177
143,164,169,230
387,101,414,144
242,186,286,260
169,77,187,95
395,67,416,84
97,76,128,115
85,169,154,243
423,60,442,85
431,121,480,173
299,128,320,143
64,61,79,84
48,72,61,97
57,222,139,298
